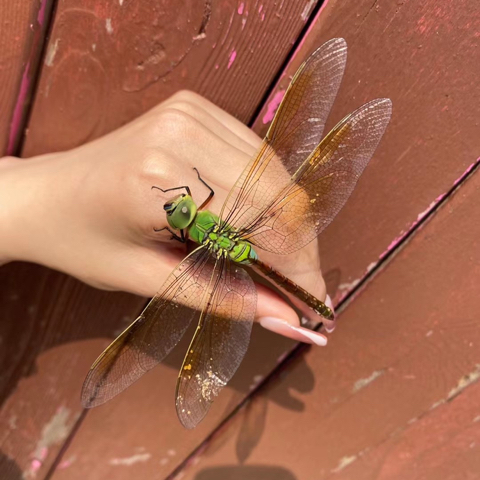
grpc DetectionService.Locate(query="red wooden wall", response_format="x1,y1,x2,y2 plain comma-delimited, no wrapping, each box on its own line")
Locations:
1,0,479,479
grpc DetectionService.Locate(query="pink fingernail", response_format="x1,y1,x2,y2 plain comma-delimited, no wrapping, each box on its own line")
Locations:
324,294,336,333
259,317,327,346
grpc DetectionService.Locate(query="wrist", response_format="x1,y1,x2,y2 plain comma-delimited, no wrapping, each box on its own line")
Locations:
0,153,62,265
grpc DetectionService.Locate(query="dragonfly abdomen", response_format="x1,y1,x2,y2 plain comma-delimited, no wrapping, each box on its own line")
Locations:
252,259,334,322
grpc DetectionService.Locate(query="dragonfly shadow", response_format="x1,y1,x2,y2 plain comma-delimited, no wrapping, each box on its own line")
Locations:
193,464,298,480
200,347,315,464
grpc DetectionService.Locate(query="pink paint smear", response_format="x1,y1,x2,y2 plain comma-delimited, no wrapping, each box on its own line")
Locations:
237,2,244,14
227,50,237,69
7,62,30,154
337,158,480,305
262,89,285,124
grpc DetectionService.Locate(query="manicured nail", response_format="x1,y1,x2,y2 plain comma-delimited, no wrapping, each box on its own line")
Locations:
259,317,327,346
324,294,336,333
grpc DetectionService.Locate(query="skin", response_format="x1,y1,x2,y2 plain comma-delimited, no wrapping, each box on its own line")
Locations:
0,91,332,345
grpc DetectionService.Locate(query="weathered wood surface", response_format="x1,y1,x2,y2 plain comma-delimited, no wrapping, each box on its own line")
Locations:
51,1,480,477
0,0,54,155
1,0,479,478
178,159,480,480
0,1,322,478
254,0,480,303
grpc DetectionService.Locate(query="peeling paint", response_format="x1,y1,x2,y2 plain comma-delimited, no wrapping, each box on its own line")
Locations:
227,49,237,69
353,370,384,393
37,0,47,25
7,61,30,154
338,278,361,295
45,38,60,67
25,408,71,478
301,0,316,21
430,365,480,411
58,456,76,469
262,89,285,124
366,261,377,273
332,455,357,473
447,365,480,400
105,18,113,34
34,407,71,459
110,453,151,466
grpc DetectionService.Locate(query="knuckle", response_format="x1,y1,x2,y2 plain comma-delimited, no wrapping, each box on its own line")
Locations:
169,89,201,105
153,107,197,134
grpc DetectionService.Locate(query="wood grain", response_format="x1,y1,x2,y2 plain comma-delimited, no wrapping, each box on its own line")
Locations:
0,1,321,478
177,149,480,480
253,0,480,304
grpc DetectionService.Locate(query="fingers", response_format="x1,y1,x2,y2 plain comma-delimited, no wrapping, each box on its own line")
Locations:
159,90,262,151
255,282,328,346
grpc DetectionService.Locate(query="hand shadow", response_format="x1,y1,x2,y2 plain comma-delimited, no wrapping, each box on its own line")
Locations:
0,451,23,480
202,351,315,464
193,464,298,480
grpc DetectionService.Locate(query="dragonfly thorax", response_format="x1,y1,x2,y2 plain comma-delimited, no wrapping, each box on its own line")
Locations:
188,211,257,265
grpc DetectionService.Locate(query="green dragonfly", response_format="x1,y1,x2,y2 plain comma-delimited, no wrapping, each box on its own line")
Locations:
81,38,392,428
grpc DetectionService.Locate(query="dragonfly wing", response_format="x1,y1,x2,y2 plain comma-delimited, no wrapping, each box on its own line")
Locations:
176,256,257,429
81,246,213,408
242,98,393,254
220,38,347,230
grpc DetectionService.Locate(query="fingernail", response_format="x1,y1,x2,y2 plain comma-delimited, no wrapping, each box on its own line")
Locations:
324,295,336,333
259,317,328,346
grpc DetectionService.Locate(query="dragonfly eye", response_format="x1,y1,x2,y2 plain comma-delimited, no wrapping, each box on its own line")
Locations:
163,202,175,214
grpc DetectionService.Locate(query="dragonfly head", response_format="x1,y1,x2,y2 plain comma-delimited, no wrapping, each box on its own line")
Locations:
163,194,197,230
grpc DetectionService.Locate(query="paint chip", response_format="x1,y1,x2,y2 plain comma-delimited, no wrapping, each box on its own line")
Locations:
106,18,113,34
45,38,60,67
228,50,237,69
262,89,285,124
110,453,151,466
352,370,384,393
447,365,480,400
300,0,316,21
332,455,357,473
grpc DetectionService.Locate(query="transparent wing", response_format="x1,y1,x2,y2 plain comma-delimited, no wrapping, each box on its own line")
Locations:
220,38,347,230
176,256,257,429
240,98,393,254
81,247,213,408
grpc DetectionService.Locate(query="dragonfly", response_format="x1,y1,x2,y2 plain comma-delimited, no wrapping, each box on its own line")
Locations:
81,38,392,429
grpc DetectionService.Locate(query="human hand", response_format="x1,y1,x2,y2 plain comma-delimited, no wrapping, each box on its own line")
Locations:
0,91,333,345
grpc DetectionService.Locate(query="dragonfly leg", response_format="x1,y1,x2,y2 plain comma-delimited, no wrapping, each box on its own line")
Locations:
151,185,192,196
193,167,215,209
153,226,186,243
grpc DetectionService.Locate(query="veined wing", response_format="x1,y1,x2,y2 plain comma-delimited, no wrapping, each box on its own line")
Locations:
81,246,213,408
240,98,393,254
176,255,256,429
220,38,347,230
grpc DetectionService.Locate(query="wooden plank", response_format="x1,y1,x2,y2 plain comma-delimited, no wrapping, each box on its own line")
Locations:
253,0,480,303
22,0,320,156
0,1,321,478
0,0,54,155
175,164,480,479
